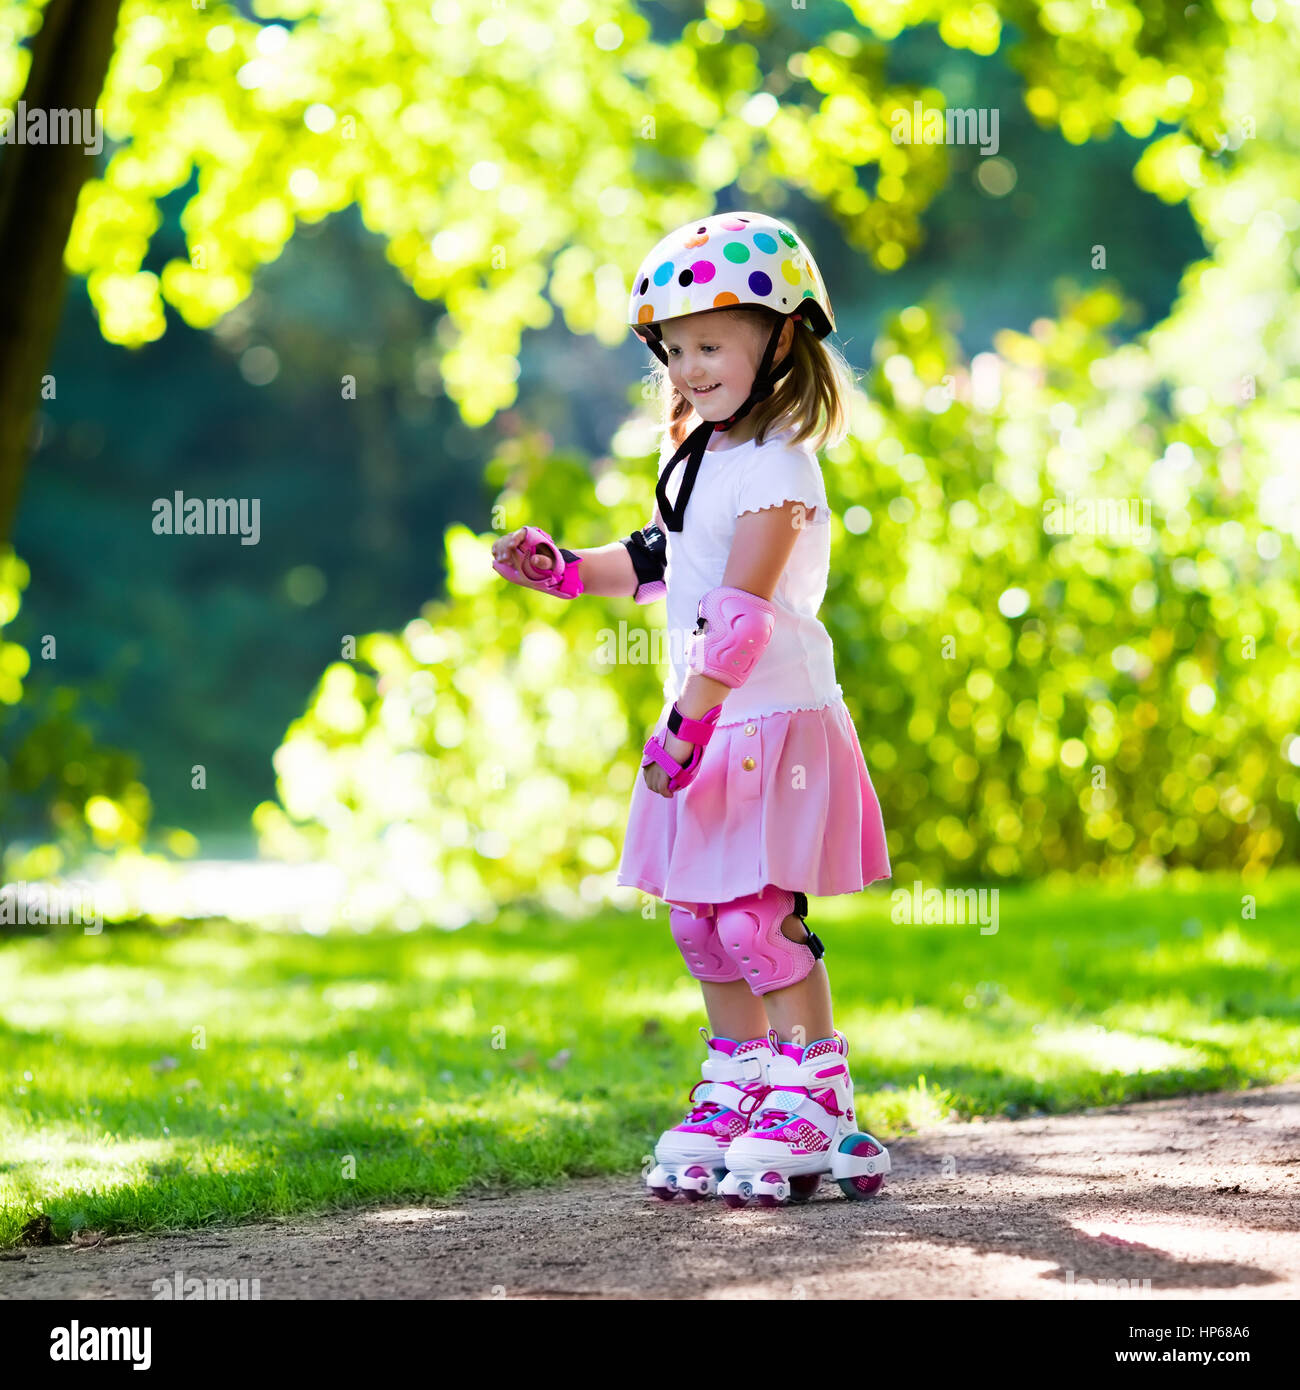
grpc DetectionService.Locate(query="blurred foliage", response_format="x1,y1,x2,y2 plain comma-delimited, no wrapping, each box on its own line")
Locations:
0,547,156,881
14,14,1207,837
4,0,1296,899
253,429,671,925
258,286,1299,909
832,283,1297,883
259,10,1300,907
2,0,1232,423
1,0,1237,842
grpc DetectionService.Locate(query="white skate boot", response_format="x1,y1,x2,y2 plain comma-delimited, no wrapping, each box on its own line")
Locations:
646,1028,772,1201
718,1028,890,1207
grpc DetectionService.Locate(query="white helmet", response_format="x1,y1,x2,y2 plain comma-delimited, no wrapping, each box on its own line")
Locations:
628,209,835,364
626,210,836,531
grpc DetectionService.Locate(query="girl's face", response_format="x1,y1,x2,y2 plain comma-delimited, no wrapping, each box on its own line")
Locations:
662,312,781,424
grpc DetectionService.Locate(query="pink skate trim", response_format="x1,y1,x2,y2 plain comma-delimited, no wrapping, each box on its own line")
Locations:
755,1117,829,1151
814,1063,846,1079
680,1079,750,1136
747,1075,845,1141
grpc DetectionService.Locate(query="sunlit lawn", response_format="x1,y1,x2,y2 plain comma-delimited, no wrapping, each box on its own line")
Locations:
1,871,1298,1246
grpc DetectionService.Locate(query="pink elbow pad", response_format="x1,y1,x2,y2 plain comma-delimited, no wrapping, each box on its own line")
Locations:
685,586,776,687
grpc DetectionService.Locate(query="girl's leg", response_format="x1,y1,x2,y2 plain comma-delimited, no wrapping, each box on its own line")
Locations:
670,901,768,1039
700,978,769,1041
762,911,833,1042
710,888,834,1041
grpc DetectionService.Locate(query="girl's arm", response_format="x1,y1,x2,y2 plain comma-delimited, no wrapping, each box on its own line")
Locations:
662,500,804,761
557,502,667,596
552,539,638,596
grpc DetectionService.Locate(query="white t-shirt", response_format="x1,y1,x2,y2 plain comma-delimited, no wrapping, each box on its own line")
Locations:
656,423,843,726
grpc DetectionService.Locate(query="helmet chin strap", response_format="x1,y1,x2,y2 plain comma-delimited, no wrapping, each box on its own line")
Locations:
654,314,798,533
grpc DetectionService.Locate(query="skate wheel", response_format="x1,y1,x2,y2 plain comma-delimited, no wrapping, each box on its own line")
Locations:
837,1172,885,1199
789,1173,821,1202
835,1134,887,1200
722,1193,749,1209
755,1194,783,1208
648,1183,676,1201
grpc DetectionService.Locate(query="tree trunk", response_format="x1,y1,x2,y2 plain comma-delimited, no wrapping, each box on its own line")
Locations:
0,0,123,545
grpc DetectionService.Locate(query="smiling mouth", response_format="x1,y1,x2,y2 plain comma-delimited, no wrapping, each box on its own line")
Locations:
692,383,720,395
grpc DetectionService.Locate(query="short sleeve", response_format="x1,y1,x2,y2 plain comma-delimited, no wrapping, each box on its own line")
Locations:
733,443,828,523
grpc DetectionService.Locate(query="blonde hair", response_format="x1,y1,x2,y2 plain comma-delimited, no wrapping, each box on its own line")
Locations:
651,306,857,455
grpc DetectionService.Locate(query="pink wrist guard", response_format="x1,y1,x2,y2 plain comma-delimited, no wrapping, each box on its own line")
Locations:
685,586,775,688
642,702,723,793
492,526,585,600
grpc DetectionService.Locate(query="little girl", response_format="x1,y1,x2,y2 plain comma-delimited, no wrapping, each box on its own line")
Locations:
492,211,892,1206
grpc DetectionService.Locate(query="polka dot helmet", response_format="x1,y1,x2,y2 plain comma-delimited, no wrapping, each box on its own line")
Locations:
628,210,835,364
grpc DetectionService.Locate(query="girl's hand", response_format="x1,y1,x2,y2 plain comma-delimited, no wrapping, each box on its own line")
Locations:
491,528,553,581
643,761,673,797
642,732,695,798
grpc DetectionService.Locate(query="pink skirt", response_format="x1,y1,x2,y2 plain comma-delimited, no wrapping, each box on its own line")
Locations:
616,697,891,916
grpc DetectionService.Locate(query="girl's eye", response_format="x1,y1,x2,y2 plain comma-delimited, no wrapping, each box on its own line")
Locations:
667,346,716,356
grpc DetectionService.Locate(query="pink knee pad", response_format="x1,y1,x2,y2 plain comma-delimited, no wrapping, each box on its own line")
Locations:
669,903,743,983
715,888,825,996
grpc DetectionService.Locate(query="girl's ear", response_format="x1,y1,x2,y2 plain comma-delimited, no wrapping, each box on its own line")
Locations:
777,315,796,365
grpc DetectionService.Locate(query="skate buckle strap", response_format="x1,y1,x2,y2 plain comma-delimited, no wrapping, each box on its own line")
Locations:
751,1084,845,1136
701,1051,766,1086
685,1080,726,1122
687,1078,752,1118
760,1087,814,1114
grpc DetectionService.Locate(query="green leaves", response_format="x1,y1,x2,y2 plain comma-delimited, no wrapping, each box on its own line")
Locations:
0,548,153,878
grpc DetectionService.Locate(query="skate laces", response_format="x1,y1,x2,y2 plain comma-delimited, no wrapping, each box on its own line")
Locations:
684,1081,725,1123
686,1072,768,1123
684,1037,768,1122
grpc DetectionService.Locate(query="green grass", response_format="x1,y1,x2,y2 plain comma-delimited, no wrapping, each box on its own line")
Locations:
2,872,1298,1247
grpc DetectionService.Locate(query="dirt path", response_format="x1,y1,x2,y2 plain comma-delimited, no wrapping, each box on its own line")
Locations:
4,1082,1298,1300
